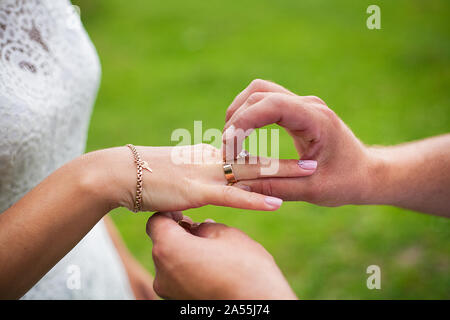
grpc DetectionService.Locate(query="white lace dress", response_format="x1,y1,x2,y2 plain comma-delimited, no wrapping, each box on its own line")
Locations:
0,0,134,299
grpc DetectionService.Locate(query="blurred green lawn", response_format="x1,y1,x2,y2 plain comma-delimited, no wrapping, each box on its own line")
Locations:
75,0,449,299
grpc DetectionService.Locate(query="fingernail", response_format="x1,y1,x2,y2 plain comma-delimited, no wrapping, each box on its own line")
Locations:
204,218,215,223
264,196,283,208
236,184,251,192
298,160,317,170
223,125,235,140
178,220,192,230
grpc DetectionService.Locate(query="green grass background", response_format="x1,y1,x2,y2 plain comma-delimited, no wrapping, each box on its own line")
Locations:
74,0,449,299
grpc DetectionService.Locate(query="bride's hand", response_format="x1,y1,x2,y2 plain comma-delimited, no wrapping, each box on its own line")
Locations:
0,143,315,298
90,144,317,212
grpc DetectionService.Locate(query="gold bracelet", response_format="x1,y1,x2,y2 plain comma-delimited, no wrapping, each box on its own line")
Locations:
126,144,152,212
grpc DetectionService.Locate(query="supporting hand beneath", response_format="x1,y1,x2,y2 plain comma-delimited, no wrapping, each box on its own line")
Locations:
146,212,297,300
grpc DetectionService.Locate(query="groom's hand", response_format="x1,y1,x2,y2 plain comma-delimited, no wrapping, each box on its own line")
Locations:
223,79,377,206
146,212,296,300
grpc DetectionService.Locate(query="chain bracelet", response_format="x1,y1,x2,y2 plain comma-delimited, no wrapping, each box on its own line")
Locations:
126,144,148,212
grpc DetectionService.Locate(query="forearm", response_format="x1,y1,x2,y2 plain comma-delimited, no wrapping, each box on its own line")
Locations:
366,134,450,216
0,142,286,298
0,148,129,298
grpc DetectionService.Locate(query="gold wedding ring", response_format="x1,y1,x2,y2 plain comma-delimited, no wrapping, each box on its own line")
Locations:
223,163,237,185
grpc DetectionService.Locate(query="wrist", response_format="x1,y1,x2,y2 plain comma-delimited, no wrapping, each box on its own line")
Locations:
362,146,395,206
78,147,137,212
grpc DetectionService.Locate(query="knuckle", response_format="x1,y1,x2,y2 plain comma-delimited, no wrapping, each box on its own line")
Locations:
200,143,216,153
196,189,210,207
319,106,340,127
306,95,326,105
321,105,337,118
249,78,269,91
195,143,217,160
266,92,284,107
246,92,265,105
223,186,252,206
222,186,237,199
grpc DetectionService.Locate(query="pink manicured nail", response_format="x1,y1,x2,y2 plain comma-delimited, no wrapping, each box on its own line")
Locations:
264,196,283,208
204,218,215,223
298,160,317,170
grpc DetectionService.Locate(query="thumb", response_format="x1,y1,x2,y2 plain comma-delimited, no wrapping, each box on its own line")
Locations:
204,185,283,211
234,177,310,201
146,212,189,243
190,221,230,239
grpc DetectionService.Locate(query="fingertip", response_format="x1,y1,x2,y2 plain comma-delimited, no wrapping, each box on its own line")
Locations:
298,160,318,171
171,211,184,222
277,159,317,177
264,196,283,210
146,212,169,237
146,212,187,241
